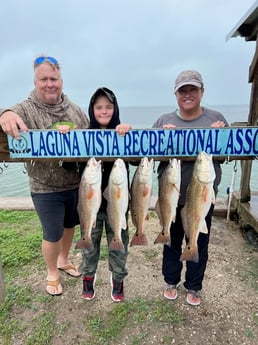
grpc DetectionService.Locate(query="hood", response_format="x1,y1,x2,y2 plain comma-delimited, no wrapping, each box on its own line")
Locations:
88,87,120,129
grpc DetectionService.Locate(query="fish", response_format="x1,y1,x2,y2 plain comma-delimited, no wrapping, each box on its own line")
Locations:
103,158,129,252
75,157,102,251
130,157,154,246
180,151,216,263
154,158,181,246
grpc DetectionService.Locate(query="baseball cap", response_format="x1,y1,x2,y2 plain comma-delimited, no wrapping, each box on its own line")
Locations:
174,70,203,92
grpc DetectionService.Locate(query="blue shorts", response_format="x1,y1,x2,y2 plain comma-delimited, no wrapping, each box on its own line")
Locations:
31,188,80,242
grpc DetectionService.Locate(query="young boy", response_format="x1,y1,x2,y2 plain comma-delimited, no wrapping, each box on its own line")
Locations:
78,87,131,302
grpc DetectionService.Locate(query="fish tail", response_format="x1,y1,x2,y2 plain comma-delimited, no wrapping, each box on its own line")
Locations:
109,238,125,253
130,232,148,246
75,238,94,252
180,245,199,263
154,230,170,245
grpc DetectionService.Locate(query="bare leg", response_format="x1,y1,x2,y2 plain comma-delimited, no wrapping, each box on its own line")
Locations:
57,227,81,277
57,227,75,267
42,239,62,295
43,227,77,294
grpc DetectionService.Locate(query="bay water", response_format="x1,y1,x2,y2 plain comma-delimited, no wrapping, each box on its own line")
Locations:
1,104,257,199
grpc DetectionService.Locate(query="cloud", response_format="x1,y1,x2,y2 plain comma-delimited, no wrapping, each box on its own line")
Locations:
0,0,256,107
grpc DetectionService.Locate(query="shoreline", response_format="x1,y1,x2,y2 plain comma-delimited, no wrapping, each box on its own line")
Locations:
0,196,229,217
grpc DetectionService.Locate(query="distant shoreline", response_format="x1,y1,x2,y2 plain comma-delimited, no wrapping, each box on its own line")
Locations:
0,196,229,218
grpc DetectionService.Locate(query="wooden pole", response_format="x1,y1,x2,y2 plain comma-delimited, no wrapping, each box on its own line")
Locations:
240,36,258,202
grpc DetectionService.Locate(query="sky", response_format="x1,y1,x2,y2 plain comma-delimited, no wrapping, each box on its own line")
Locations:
0,0,257,108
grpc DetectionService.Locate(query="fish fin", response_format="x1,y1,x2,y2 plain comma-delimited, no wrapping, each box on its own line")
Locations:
86,187,95,200
130,212,137,227
154,230,170,245
116,187,121,199
122,217,127,230
180,245,199,263
103,187,108,201
175,185,180,194
180,206,189,238
155,201,162,224
75,238,94,252
130,232,148,246
202,187,209,202
200,221,208,234
212,190,216,204
109,238,125,252
142,185,150,197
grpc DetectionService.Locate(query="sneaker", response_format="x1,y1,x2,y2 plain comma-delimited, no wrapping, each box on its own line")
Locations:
82,275,96,300
186,290,201,306
164,283,180,300
110,275,124,302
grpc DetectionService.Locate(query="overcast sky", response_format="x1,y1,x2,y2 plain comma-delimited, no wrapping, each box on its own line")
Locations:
0,0,257,108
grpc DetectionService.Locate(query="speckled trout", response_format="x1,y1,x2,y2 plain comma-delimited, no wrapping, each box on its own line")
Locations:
75,158,102,251
154,158,181,246
103,158,129,252
130,157,154,246
180,151,216,263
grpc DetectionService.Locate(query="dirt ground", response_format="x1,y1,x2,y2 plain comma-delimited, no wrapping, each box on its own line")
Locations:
10,212,258,345
41,212,258,345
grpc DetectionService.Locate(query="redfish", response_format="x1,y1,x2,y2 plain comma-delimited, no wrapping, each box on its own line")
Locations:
154,158,181,246
75,158,102,251
103,158,129,252
180,151,216,263
130,157,154,246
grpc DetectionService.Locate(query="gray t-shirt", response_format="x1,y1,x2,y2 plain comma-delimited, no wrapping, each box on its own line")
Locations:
152,107,229,205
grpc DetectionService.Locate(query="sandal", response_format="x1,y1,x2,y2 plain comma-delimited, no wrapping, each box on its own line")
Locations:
164,283,180,300
186,290,201,306
46,278,63,296
58,263,81,277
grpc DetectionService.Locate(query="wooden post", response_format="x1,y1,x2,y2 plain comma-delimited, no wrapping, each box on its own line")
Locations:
0,260,6,303
240,36,258,202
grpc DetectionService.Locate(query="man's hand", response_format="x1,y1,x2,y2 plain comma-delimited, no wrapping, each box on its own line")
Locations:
0,111,28,138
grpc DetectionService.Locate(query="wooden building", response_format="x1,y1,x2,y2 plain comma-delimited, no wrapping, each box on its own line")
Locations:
227,1,258,233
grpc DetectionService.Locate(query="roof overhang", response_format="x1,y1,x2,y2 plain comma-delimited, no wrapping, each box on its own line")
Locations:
226,1,258,41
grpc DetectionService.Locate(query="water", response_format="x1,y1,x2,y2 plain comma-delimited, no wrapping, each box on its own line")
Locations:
1,104,257,198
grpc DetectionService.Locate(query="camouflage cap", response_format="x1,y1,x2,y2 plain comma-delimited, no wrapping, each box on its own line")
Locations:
174,70,203,92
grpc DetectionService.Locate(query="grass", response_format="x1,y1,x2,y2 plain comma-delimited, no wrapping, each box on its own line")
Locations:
0,210,183,345
86,298,183,345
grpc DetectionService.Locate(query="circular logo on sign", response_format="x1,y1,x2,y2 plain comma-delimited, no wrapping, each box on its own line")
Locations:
11,135,28,151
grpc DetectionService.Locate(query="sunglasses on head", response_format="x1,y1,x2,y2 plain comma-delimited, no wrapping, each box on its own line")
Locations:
34,56,59,66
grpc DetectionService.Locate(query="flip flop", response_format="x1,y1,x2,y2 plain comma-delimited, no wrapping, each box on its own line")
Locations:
46,278,63,296
58,263,81,277
186,291,201,306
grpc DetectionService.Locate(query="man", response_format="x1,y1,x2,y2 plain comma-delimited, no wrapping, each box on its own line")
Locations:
152,70,228,305
0,55,89,295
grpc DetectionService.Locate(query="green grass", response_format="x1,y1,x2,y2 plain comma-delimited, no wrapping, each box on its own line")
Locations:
86,298,183,345
0,210,42,268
